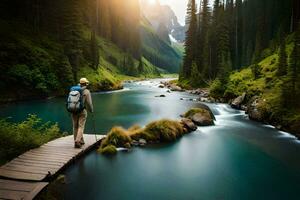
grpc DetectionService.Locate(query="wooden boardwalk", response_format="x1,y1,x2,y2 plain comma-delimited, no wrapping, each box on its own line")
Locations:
0,134,105,200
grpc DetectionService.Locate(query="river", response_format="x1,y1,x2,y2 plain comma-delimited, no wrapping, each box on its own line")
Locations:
1,79,300,200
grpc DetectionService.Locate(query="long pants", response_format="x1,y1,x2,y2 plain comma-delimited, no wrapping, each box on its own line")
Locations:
72,109,87,143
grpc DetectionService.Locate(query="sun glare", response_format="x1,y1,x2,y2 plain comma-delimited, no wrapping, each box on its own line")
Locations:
148,0,157,5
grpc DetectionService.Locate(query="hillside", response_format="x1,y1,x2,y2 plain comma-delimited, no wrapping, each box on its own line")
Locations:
0,19,161,103
140,18,183,73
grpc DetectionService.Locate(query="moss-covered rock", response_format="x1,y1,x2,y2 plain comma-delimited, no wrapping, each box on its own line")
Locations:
184,108,215,126
100,127,132,150
98,118,197,154
181,118,197,131
141,119,186,142
99,145,117,155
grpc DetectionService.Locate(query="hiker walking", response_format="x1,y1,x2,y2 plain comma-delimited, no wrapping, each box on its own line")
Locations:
67,78,94,148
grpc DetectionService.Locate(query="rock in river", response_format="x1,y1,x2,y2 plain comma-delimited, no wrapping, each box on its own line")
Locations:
139,139,147,146
231,93,246,109
191,113,214,126
181,118,197,131
247,96,264,121
182,105,215,126
155,94,166,98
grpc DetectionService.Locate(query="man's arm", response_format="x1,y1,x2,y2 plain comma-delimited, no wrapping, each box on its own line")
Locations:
85,90,94,113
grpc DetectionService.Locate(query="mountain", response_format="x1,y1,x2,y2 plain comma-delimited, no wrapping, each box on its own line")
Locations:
140,0,186,43
140,17,182,73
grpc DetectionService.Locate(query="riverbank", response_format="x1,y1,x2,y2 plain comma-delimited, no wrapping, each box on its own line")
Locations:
0,74,168,105
168,78,300,139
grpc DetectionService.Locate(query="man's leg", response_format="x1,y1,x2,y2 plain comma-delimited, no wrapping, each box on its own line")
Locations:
75,110,87,145
72,114,79,141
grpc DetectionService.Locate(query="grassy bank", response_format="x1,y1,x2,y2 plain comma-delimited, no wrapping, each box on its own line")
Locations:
209,39,300,136
177,36,299,136
0,115,63,165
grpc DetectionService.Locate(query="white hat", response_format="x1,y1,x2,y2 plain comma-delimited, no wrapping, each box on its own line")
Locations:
80,78,89,85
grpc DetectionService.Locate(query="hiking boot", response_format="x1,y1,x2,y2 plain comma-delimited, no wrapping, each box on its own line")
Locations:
74,142,82,148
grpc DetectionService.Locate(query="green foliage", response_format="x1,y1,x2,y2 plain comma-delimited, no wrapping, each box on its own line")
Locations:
209,79,225,99
191,62,201,86
277,38,288,76
0,115,62,164
138,58,144,74
251,64,261,79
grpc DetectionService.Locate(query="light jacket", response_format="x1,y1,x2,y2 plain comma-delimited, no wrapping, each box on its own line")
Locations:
81,86,94,113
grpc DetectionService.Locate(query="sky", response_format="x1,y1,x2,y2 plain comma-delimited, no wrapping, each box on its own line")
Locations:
155,0,213,25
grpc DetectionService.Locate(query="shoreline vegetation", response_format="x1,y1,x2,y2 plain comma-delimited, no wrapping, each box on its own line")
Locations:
162,78,300,139
0,75,180,105
0,115,63,165
99,107,215,155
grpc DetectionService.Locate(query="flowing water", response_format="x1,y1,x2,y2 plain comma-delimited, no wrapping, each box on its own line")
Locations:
1,79,300,200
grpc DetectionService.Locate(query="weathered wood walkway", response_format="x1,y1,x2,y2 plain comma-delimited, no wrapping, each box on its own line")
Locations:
0,134,105,200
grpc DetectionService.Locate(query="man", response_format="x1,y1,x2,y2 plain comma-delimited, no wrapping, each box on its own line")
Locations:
72,78,94,148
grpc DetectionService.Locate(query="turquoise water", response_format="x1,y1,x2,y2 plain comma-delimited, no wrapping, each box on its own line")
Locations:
1,79,300,200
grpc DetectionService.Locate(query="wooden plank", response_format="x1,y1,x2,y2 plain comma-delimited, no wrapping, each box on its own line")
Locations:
10,159,61,168
1,165,56,175
0,189,28,200
17,155,67,164
19,154,71,162
5,162,58,171
24,153,76,160
0,180,48,200
24,182,48,200
0,169,45,181
29,149,77,156
0,181,34,192
27,150,76,156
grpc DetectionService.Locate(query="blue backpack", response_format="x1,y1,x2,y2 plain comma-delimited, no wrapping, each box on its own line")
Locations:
66,86,85,113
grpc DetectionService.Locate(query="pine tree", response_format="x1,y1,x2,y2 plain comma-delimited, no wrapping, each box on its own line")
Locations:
99,0,112,40
277,36,288,76
90,30,99,70
217,3,231,80
209,0,220,78
282,23,300,107
191,61,200,86
235,0,243,69
138,58,144,74
196,0,210,78
62,0,84,82
181,0,197,78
